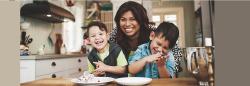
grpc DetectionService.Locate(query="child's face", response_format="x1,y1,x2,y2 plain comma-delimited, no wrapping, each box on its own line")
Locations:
88,26,109,52
150,33,170,55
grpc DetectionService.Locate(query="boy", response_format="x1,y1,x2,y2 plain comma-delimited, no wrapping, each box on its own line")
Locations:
128,22,179,78
86,21,128,78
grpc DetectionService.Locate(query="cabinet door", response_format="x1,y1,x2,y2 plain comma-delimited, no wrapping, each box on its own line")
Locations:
20,60,36,83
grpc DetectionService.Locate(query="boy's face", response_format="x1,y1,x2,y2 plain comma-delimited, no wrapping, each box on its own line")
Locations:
88,26,109,52
149,32,170,55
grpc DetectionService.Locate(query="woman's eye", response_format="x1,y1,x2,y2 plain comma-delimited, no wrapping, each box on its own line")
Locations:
120,18,126,21
130,17,136,21
99,33,103,35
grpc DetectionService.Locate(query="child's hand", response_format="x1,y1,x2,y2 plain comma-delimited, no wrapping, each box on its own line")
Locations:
156,54,169,67
92,71,105,77
143,53,162,63
93,61,109,72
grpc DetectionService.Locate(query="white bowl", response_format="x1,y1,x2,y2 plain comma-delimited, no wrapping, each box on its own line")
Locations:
115,77,152,86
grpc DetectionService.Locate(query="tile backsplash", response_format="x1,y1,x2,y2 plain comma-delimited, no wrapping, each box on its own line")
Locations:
21,17,62,54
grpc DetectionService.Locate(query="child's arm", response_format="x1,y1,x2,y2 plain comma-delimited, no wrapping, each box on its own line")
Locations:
129,53,162,75
94,51,127,74
156,56,171,78
94,61,126,74
88,59,105,76
157,52,176,78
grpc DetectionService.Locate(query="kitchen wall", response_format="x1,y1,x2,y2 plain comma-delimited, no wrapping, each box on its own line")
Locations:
152,1,196,47
20,0,85,54
21,17,60,54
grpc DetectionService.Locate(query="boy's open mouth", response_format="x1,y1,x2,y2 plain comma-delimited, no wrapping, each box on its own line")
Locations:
95,40,104,45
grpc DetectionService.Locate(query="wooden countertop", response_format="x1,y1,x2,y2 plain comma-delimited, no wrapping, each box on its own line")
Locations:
21,77,198,86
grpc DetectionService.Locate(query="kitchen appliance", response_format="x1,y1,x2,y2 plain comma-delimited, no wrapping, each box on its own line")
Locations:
21,1,75,23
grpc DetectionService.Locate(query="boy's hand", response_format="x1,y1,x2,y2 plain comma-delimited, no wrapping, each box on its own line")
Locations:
143,53,162,63
93,61,109,72
92,71,105,77
156,54,169,67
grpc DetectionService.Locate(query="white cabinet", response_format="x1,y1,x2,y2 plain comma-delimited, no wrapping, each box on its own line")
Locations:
20,60,36,83
20,56,87,83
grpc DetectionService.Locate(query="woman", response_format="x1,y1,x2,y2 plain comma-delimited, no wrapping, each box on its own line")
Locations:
109,1,151,59
109,1,182,76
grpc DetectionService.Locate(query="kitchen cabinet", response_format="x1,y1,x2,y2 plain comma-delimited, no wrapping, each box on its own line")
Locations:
20,55,87,83
194,1,215,46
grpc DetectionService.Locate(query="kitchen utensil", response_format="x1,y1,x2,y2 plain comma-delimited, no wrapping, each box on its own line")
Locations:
25,35,30,44
21,31,26,44
27,38,33,45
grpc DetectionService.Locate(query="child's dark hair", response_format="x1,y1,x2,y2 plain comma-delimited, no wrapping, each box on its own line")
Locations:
154,22,179,49
86,21,108,37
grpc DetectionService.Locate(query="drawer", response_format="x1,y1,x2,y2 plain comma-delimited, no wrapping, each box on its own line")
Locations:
35,67,83,80
35,59,57,76
35,73,64,80
35,57,87,76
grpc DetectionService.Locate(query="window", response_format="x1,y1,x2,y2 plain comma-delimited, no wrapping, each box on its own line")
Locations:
164,14,177,25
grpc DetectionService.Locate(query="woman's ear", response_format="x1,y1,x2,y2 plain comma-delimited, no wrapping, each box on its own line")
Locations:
149,31,155,40
107,32,110,40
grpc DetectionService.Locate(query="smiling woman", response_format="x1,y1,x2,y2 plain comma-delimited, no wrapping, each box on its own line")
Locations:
110,1,151,59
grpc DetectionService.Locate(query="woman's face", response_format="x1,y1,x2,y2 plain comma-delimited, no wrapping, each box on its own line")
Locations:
88,26,109,52
119,11,140,39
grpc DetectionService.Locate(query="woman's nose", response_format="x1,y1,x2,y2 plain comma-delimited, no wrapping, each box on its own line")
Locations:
125,20,131,26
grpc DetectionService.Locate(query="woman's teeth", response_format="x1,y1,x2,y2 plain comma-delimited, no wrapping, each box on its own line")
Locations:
125,28,133,32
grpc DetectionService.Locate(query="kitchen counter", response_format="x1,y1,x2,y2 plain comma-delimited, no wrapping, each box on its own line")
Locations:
20,53,87,60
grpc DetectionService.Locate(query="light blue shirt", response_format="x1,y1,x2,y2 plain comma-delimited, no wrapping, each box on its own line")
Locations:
128,42,176,78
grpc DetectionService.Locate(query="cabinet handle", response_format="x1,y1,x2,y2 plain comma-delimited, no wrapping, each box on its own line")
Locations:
52,74,56,78
78,59,81,63
78,68,82,72
51,62,56,66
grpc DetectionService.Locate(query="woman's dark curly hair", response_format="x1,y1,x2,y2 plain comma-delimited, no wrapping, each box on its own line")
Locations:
114,1,151,58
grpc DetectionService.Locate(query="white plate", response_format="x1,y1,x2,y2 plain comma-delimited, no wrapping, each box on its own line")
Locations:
71,77,114,86
115,77,152,86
